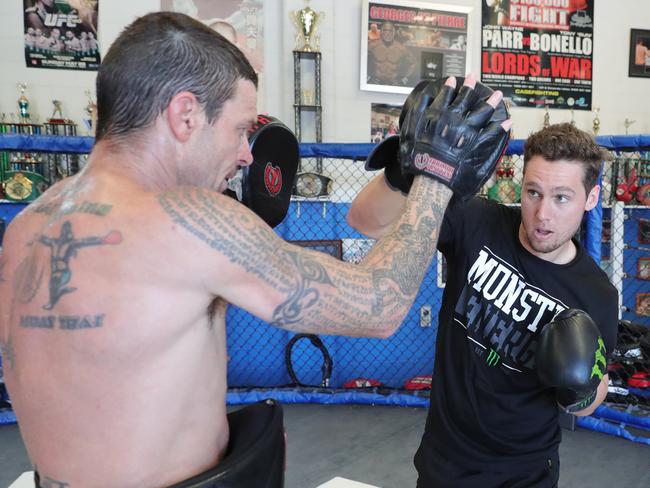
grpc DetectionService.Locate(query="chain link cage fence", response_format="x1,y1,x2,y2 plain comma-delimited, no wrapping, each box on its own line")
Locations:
0,134,649,444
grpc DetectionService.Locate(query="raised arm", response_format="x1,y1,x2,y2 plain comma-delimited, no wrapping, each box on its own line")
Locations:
161,74,510,339
159,178,449,338
346,173,406,239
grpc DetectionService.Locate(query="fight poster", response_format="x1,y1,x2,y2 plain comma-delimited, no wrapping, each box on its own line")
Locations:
161,0,264,76
23,0,100,70
481,0,594,110
361,0,471,94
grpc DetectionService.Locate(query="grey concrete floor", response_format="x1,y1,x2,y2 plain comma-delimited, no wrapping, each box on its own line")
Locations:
1,403,649,488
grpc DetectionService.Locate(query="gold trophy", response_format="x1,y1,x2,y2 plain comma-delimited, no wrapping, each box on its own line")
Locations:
592,107,600,136
290,0,324,52
84,89,97,136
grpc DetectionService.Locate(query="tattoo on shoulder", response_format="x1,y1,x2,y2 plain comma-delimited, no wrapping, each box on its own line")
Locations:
13,255,44,304
33,200,113,219
37,221,122,310
157,188,275,280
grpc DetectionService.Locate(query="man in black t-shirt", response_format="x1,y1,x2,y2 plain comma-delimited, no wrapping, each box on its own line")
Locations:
347,122,617,487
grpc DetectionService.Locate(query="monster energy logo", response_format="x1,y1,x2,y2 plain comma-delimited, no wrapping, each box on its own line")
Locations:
486,348,501,366
591,337,607,380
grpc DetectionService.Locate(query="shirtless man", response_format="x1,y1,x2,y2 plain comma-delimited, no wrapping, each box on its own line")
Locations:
0,12,509,488
367,22,417,86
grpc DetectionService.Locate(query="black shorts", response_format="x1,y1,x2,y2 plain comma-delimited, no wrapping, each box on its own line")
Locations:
35,399,285,488
414,442,559,488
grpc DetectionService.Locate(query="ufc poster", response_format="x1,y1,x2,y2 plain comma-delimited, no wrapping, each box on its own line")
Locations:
23,0,100,70
481,0,594,110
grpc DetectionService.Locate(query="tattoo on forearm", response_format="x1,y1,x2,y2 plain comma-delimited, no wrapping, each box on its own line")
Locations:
36,221,122,310
19,314,105,330
158,183,449,335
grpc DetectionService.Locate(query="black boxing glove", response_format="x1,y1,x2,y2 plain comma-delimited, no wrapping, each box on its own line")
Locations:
399,77,510,199
536,309,608,414
226,115,299,228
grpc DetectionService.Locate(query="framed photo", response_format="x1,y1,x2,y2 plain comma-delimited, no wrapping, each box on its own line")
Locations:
639,219,650,244
360,0,472,94
602,219,611,243
290,240,343,260
636,293,650,317
370,103,401,142
628,29,650,78
638,258,650,280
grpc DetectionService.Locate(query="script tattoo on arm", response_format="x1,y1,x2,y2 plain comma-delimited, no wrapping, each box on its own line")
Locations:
158,180,450,336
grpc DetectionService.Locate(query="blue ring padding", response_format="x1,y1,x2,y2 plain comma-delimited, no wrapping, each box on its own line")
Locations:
0,409,16,425
1,134,648,158
0,134,95,153
227,388,430,407
591,404,650,430
577,415,650,446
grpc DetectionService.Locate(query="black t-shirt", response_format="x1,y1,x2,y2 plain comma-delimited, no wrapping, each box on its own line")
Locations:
419,197,618,471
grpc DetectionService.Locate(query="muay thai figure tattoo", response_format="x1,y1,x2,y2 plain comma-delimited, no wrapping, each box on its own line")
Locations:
37,221,122,310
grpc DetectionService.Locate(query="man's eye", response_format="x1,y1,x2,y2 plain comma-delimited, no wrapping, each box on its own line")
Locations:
556,195,569,203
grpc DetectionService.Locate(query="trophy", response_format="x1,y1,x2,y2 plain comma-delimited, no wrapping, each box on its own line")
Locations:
569,107,576,126
543,106,550,128
50,100,65,122
290,0,324,52
83,89,97,136
17,83,30,123
592,107,600,136
45,100,77,136
624,118,636,135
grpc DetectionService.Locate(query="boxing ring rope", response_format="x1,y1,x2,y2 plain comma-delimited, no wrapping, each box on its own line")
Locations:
1,135,650,446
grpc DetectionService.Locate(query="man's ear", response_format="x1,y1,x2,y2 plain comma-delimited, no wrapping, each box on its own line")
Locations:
585,184,600,212
166,91,202,143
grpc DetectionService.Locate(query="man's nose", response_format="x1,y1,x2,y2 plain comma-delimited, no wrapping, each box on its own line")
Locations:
240,142,254,166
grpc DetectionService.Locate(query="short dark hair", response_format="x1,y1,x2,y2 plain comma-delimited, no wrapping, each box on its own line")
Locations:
95,12,257,142
523,123,608,195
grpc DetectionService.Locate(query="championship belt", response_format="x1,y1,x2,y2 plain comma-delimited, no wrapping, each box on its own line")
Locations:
2,170,47,202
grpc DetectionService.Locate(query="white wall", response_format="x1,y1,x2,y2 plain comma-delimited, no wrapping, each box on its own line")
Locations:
1,0,648,140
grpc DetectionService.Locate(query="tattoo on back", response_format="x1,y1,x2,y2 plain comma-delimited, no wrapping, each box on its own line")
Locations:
13,255,44,304
36,221,122,310
0,337,15,369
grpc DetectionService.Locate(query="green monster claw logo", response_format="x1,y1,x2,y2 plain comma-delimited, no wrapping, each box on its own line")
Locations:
486,348,501,367
590,337,607,380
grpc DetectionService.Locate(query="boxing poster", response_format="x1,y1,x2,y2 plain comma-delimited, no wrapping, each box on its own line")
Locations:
161,0,264,76
360,0,472,94
481,0,594,110
23,0,100,70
